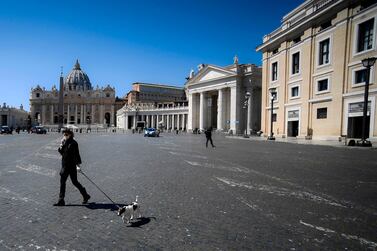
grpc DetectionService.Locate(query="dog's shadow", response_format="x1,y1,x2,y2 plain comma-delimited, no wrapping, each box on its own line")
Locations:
65,203,156,227
65,202,126,211
127,217,156,228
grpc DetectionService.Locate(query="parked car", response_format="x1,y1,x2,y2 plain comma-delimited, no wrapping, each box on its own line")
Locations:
144,128,160,137
31,126,47,134
0,126,12,134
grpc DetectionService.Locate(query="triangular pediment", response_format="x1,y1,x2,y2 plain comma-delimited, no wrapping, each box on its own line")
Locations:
186,65,236,86
199,69,229,82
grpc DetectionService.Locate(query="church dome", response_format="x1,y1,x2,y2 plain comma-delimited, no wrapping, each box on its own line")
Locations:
65,60,92,91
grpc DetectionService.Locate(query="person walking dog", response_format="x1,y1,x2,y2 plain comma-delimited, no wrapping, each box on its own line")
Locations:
204,127,215,148
54,130,90,206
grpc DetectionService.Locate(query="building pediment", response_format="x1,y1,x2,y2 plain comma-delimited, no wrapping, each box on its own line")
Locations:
186,65,236,87
103,84,115,91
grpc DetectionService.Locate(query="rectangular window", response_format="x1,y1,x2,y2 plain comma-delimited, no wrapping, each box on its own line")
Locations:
317,79,329,92
272,62,278,81
292,52,300,74
319,38,330,65
355,69,368,84
357,18,374,52
317,108,327,119
291,86,299,97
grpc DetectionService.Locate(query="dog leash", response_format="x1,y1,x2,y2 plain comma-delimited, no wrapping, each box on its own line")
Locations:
79,170,120,209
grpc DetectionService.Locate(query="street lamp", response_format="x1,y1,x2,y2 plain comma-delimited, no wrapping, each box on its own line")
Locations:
268,88,277,140
357,57,376,147
243,91,251,138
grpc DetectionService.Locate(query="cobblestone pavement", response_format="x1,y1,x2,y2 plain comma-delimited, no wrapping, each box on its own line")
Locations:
0,132,377,250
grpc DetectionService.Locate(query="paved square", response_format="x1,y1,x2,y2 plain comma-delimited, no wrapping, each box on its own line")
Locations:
1,132,377,250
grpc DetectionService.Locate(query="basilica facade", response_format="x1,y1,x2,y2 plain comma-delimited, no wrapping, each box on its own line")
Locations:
30,60,123,128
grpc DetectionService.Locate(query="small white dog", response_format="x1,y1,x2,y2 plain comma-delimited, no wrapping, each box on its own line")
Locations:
117,196,142,223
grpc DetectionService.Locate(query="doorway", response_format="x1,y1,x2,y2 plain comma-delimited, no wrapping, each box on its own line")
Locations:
288,121,299,137
287,109,300,137
1,115,7,126
347,116,370,138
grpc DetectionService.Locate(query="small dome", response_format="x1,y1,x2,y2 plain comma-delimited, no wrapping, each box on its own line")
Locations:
65,59,92,91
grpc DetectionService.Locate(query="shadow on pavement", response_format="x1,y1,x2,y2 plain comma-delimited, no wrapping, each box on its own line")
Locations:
127,217,156,228
65,202,126,211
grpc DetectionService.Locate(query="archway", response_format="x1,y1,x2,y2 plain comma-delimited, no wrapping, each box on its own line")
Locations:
105,112,110,126
35,112,40,124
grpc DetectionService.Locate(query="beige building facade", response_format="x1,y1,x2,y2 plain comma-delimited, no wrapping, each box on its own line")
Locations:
117,83,188,130
0,103,29,128
256,0,377,141
117,102,188,130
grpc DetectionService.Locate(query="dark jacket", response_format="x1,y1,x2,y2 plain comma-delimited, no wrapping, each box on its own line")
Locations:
204,129,212,138
58,137,82,170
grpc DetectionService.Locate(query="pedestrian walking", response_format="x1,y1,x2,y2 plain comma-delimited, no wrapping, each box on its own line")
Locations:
54,130,90,206
204,127,215,148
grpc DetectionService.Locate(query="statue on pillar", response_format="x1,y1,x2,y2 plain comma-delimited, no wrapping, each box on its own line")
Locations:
189,69,195,79
233,55,239,65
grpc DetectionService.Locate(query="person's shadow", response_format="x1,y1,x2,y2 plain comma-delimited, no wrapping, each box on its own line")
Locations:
65,202,125,211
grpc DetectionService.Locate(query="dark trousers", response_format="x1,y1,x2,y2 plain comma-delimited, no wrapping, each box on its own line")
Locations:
206,137,214,147
59,168,88,200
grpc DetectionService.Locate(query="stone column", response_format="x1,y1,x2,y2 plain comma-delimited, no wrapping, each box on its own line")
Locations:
41,105,46,125
146,115,149,127
100,105,104,125
82,104,86,124
50,104,54,125
247,90,252,134
67,104,70,124
91,104,96,124
124,115,128,129
199,92,206,131
188,93,193,130
133,114,136,129
230,86,238,134
151,115,155,128
80,105,84,124
217,88,224,131
75,104,78,124
167,114,170,130
111,105,115,126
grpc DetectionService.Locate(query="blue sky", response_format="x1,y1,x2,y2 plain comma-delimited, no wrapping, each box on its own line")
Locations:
0,0,302,111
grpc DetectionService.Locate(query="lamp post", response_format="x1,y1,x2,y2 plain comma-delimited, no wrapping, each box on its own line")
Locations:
357,57,376,147
268,88,277,140
243,91,251,138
